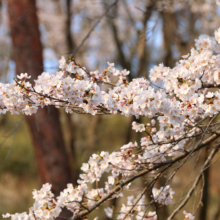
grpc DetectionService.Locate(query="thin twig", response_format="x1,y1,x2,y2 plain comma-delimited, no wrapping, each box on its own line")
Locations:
71,0,119,56
167,146,219,220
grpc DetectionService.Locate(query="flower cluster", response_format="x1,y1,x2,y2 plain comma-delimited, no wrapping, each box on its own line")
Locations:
3,183,61,220
152,185,175,205
116,195,157,220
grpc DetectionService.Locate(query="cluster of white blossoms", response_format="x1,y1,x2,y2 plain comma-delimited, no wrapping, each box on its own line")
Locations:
152,185,175,206
5,6,220,220
114,195,157,220
56,145,139,215
3,183,61,220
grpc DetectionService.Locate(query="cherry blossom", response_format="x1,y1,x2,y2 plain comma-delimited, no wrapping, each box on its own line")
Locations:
3,8,220,219
183,211,195,220
152,185,175,205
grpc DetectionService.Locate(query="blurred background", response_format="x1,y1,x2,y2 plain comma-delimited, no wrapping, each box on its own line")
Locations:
1,0,220,219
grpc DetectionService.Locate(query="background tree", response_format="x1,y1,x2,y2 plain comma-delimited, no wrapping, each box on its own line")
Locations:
7,0,72,197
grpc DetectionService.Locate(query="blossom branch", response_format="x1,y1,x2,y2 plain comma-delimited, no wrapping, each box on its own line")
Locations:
167,146,219,220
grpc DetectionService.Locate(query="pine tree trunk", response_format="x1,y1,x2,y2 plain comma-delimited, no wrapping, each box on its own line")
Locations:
7,0,72,197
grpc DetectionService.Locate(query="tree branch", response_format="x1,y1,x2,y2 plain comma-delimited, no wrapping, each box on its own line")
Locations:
167,146,219,220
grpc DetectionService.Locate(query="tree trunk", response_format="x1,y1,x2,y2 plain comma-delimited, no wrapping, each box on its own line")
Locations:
7,0,72,196
199,148,210,220
161,12,177,68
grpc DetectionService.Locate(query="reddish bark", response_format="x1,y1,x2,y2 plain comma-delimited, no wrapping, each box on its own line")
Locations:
7,0,72,196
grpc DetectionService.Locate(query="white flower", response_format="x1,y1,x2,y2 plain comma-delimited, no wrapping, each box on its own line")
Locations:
183,211,195,220
66,62,78,73
206,92,214,98
151,119,156,126
59,56,67,69
120,69,130,76
108,176,115,185
104,207,113,218
132,121,145,132
17,73,31,80
2,213,10,218
81,163,89,173
182,53,189,58
107,62,115,72
215,28,220,44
